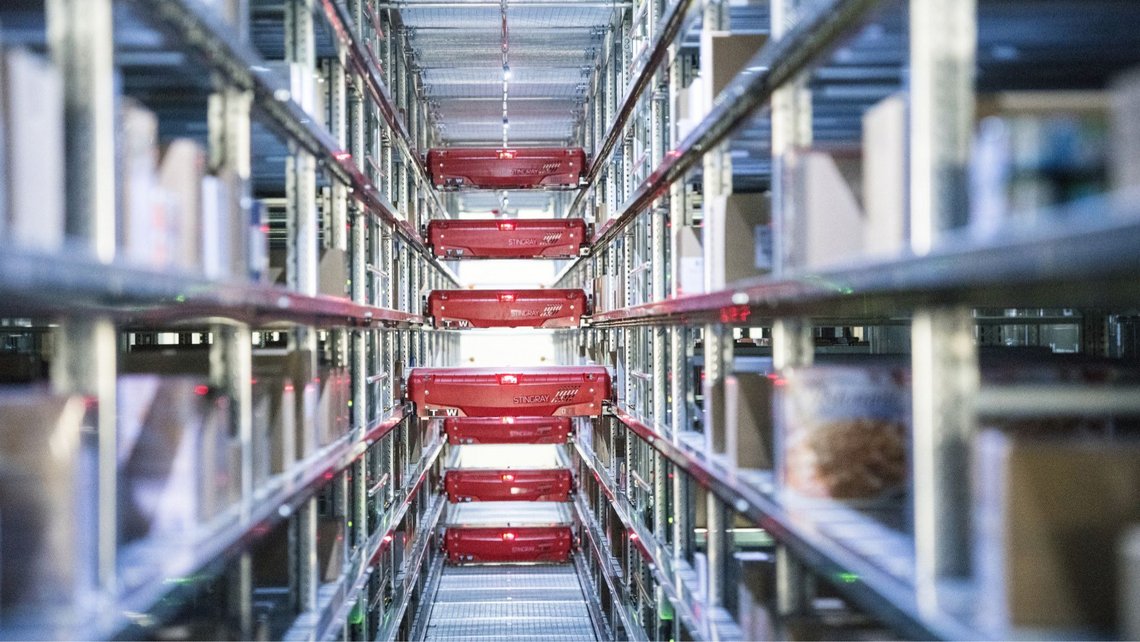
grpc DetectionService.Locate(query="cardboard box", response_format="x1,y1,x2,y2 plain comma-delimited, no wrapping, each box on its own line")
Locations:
726,373,774,471
592,417,613,472
706,193,770,287
253,349,319,459
676,226,704,296
862,94,908,257
0,391,87,611
1111,68,1140,192
317,518,345,583
2,48,65,252
675,83,697,142
118,376,236,543
974,431,1140,631
316,365,351,447
201,175,233,279
699,32,768,103
250,370,297,482
798,151,865,270
120,99,167,268
319,248,349,298
736,552,776,642
159,139,206,270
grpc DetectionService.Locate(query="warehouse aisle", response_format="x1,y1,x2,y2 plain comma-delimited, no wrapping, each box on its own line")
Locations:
422,565,598,641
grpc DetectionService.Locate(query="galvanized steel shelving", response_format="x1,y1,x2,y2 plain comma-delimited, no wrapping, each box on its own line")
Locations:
0,0,456,638
554,0,1140,640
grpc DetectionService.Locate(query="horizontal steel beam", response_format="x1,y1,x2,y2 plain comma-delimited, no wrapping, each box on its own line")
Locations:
382,1,631,7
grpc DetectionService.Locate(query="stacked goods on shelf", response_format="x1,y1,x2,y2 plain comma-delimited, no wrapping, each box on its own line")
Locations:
676,31,768,141
122,347,351,486
251,365,298,485
121,99,259,278
703,192,773,286
777,363,909,502
0,47,64,252
776,351,1140,503
795,148,866,270
121,100,192,270
117,376,238,545
862,93,908,258
974,431,1140,633
970,92,1110,235
774,351,1140,635
0,392,88,616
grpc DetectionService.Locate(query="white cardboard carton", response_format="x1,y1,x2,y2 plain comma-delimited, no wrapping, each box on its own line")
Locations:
798,151,865,270
2,49,65,252
862,94,908,256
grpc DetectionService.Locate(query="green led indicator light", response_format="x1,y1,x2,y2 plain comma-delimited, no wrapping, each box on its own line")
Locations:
349,602,365,625
837,571,859,584
175,294,186,303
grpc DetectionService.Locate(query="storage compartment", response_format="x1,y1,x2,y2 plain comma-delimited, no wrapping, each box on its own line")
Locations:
117,376,238,543
1,48,65,253
407,366,610,417
0,391,87,614
974,431,1140,633
862,93,908,257
445,416,572,444
795,150,866,270
426,288,587,329
427,147,585,190
971,91,1110,235
426,218,587,259
776,364,909,502
725,372,775,471
702,194,772,289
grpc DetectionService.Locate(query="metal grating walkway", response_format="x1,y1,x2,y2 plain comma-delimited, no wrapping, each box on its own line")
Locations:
423,565,598,642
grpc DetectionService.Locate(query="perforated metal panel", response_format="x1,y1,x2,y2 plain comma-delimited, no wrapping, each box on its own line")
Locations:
424,565,597,641
400,1,612,145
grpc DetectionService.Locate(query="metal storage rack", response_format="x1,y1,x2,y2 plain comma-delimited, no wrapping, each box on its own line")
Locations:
0,0,458,639
551,0,1140,640
3,0,1140,640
